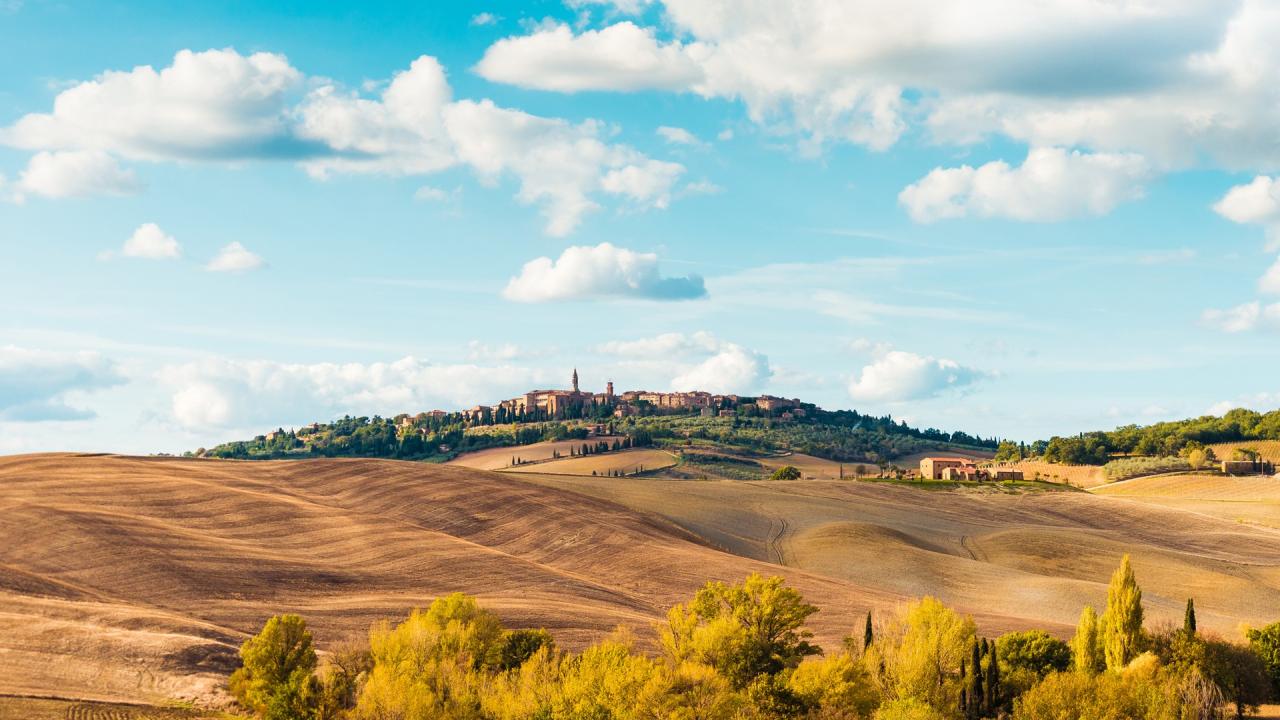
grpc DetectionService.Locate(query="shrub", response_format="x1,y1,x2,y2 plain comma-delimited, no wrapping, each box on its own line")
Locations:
770,465,802,481
1102,456,1190,482
228,614,318,719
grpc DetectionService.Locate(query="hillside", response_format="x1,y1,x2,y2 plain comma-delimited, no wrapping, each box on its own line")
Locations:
0,453,885,707
6,454,1280,710
517,472,1280,642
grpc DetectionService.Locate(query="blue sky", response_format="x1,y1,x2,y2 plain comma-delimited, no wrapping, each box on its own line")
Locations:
2,0,1279,454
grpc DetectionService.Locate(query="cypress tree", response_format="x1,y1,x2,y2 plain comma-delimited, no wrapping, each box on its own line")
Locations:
969,640,983,718
985,642,999,711
959,659,968,716
1102,554,1144,670
1184,598,1197,636
863,611,874,652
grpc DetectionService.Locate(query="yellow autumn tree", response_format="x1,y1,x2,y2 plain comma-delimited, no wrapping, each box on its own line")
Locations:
354,592,504,720
1101,555,1144,671
1071,606,1103,674
866,596,976,713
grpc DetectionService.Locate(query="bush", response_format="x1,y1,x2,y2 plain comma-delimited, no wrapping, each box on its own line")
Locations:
228,614,318,719
1102,456,1191,482
770,465,802,481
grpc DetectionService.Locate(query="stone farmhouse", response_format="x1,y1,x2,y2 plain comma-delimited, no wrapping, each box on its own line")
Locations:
919,456,1023,481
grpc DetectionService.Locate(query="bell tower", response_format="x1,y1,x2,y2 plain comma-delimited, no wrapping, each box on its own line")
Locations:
572,368,579,392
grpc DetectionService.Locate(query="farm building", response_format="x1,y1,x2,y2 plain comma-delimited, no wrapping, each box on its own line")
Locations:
1222,459,1277,476
920,457,976,479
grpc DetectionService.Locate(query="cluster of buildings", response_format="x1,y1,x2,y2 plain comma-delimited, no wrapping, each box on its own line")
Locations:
919,456,1024,481
447,370,806,423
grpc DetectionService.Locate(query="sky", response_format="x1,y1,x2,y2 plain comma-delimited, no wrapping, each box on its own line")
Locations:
3,0,1280,455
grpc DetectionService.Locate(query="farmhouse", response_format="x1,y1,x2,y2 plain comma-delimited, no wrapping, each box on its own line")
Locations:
920,457,976,479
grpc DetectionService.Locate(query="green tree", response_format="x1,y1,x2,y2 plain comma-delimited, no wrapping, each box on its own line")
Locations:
1246,621,1280,697
229,614,318,719
1071,606,1104,674
1101,555,1144,671
1184,598,1197,637
865,611,875,653
770,465,802,481
661,573,820,688
492,628,554,671
1204,638,1270,720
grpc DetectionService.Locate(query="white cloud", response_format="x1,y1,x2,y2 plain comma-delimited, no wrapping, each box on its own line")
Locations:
476,22,703,93
120,223,181,260
296,55,455,178
1215,175,1280,251
206,242,264,272
1,48,304,161
476,2,1280,170
656,126,702,146
444,100,683,235
1260,257,1280,295
899,148,1149,223
0,346,123,421
670,343,771,394
1,49,683,235
1207,392,1280,417
1200,302,1273,333
596,331,720,357
9,150,141,201
502,242,706,302
1215,176,1280,225
157,356,546,431
413,185,452,202
470,12,500,26
847,350,986,403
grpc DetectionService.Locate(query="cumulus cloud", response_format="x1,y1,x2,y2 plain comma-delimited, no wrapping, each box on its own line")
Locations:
8,150,141,201
1201,301,1280,333
470,12,500,26
476,22,703,93
157,356,546,431
670,343,771,394
1,48,684,235
444,100,683,235
502,242,706,302
1,48,305,161
475,1,1280,171
296,55,455,178
0,346,123,421
847,350,986,403
206,241,264,272
120,223,181,260
899,148,1149,223
1215,175,1280,251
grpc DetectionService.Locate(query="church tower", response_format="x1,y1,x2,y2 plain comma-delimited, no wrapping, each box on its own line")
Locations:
572,368,579,392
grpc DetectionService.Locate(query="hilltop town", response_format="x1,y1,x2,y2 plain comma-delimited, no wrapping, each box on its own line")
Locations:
203,368,996,464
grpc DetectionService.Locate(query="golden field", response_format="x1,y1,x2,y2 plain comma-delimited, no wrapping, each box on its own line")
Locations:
4,453,1280,710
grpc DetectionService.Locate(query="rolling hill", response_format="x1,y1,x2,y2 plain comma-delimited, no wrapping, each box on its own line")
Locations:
0,453,883,707
5,453,1280,710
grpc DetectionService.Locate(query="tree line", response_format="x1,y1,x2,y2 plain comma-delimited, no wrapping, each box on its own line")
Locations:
226,557,1280,720
994,408,1280,466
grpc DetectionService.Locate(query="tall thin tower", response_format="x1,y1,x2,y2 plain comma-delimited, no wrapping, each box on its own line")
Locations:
572,368,579,392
